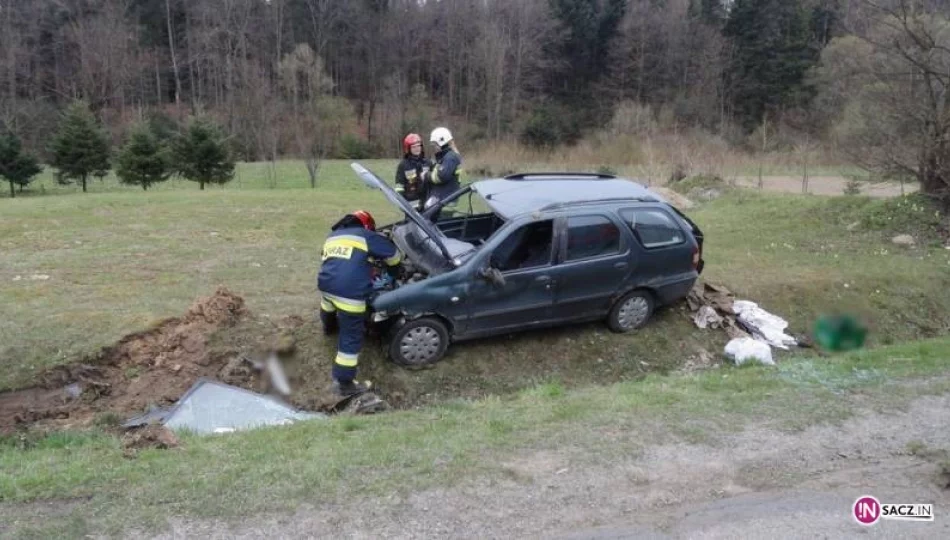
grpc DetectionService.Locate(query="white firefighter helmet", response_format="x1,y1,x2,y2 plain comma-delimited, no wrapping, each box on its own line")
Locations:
430,127,453,147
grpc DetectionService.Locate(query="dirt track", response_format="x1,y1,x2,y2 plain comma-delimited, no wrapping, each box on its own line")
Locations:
732,175,917,198
153,392,950,539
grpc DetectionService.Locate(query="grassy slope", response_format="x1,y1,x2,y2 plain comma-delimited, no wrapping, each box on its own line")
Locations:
0,160,397,389
1,337,949,538
3,160,950,536
3,161,949,392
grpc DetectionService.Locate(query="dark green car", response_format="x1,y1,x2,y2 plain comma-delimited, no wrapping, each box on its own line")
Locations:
351,163,705,366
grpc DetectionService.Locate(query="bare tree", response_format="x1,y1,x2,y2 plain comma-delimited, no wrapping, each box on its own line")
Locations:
279,43,334,188
815,0,950,205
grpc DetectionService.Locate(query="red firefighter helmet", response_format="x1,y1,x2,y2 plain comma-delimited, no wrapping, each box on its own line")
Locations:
351,210,376,231
402,133,423,154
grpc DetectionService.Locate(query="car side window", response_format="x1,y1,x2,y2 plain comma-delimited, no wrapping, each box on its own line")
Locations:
620,208,685,248
491,220,554,272
565,215,622,261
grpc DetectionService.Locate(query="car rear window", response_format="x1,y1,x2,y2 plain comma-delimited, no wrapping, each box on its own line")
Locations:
566,215,622,261
620,208,685,248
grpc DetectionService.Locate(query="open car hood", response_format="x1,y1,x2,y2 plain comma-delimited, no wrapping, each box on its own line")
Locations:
350,162,452,260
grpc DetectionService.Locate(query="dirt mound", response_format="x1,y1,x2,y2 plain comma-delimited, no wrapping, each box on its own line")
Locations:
121,425,179,458
0,287,254,433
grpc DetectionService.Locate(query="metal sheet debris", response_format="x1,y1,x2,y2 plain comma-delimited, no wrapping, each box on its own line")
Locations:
123,379,324,434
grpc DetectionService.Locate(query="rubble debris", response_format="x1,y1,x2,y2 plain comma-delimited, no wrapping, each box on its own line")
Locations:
327,390,389,415
693,306,724,330
121,424,179,458
687,280,800,361
686,281,748,340
733,300,798,350
891,234,916,246
724,337,774,366
0,288,253,433
687,281,736,315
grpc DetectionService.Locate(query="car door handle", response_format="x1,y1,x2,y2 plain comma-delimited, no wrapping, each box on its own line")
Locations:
535,275,552,283
614,262,628,269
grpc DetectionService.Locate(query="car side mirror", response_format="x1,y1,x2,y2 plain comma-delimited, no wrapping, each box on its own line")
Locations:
478,266,506,288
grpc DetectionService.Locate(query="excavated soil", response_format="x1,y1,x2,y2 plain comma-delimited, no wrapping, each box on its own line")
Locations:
1,286,711,433
0,288,257,433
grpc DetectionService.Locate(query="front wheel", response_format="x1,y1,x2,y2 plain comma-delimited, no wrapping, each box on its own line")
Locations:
607,290,654,333
388,317,450,367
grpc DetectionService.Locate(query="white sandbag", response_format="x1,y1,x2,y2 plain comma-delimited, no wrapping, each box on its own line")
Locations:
724,337,774,366
732,300,798,350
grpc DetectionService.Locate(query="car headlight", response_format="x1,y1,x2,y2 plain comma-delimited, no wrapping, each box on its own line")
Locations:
372,311,390,322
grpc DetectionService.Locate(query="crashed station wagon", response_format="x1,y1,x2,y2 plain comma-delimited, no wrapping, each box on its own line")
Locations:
351,163,705,366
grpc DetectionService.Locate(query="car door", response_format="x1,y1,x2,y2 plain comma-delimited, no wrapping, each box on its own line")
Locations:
548,213,633,320
463,219,558,335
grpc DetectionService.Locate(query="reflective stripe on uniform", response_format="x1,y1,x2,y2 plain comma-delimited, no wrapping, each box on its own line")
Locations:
323,293,366,314
385,251,402,266
326,234,368,251
335,351,359,367
320,298,336,312
322,234,369,261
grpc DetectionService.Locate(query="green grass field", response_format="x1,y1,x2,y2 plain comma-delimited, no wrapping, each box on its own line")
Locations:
2,159,950,537
2,337,949,537
2,160,948,392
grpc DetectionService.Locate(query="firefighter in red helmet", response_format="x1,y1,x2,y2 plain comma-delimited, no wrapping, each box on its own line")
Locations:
394,133,433,211
317,210,402,396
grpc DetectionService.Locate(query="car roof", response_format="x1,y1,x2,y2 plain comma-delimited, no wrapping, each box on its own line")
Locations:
471,174,665,220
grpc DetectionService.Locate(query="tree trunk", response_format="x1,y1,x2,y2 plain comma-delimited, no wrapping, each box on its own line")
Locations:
367,98,375,143
8,180,14,198
165,0,182,108
143,183,148,191
82,175,88,193
306,158,319,188
200,180,205,190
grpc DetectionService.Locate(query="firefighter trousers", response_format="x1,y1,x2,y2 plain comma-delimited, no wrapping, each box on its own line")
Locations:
319,294,366,384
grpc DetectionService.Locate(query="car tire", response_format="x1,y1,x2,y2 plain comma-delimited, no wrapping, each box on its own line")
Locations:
607,290,655,333
388,317,450,367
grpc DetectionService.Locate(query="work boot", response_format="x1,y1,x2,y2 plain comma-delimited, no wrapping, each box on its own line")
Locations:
333,379,369,397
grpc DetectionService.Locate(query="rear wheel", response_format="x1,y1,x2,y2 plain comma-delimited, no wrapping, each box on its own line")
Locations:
388,317,450,367
607,290,654,333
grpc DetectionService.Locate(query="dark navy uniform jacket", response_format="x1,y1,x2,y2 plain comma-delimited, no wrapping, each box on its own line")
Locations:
429,147,462,200
317,226,402,303
395,155,432,202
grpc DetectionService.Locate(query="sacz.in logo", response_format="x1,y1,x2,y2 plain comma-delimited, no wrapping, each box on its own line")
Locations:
853,495,935,526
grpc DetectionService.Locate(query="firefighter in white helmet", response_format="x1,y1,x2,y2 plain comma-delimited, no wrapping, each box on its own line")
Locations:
424,127,463,221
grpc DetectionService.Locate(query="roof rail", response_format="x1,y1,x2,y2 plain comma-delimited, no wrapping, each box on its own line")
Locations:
539,196,653,212
503,172,617,180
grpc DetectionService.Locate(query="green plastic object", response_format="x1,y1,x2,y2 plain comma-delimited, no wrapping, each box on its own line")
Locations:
814,315,868,352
